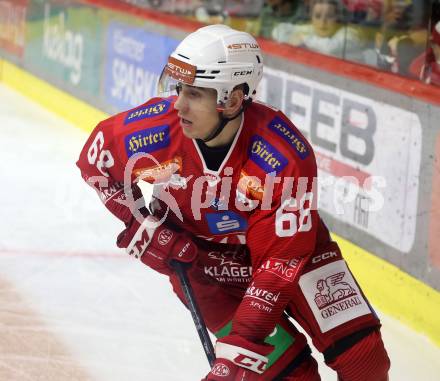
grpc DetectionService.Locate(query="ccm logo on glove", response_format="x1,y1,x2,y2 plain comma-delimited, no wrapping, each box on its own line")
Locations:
215,339,269,374
233,353,267,373
203,336,271,381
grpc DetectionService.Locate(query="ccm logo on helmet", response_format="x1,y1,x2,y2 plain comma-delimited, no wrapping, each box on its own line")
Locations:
312,251,338,264
233,70,253,77
227,43,260,50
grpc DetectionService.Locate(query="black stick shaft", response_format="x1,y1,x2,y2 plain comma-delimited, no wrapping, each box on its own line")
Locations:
173,261,216,367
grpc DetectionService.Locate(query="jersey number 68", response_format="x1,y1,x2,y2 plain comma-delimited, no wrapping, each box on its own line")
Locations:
275,192,313,237
87,131,115,177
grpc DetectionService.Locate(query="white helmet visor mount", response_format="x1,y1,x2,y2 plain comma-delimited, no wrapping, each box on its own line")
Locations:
158,59,224,113
158,56,258,108
158,56,196,96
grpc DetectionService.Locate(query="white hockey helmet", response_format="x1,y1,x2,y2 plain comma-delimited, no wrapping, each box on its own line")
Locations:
158,24,263,106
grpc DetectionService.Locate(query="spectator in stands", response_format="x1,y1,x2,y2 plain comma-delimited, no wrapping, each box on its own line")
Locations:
409,20,440,86
374,0,429,75
272,0,365,61
341,0,384,24
341,0,370,23
195,0,265,32
342,0,385,65
194,0,226,24
257,0,309,39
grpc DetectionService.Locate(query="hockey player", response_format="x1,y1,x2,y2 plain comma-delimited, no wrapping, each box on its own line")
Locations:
77,24,390,380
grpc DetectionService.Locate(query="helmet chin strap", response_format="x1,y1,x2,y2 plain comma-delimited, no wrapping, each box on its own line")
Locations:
199,99,252,144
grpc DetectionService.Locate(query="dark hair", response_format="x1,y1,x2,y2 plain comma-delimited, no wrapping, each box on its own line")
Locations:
233,83,250,96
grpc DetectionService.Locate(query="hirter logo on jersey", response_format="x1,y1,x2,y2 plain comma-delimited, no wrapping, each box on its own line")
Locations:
124,100,170,125
249,135,287,174
268,116,309,159
125,125,170,157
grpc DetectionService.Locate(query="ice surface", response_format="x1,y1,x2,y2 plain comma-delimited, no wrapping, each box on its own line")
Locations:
0,84,439,380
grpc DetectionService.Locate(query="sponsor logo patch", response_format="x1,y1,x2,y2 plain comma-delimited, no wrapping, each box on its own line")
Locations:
238,170,264,200
205,211,248,235
134,157,182,183
299,260,371,333
124,100,170,124
204,266,252,280
256,257,303,283
125,125,170,157
244,285,280,305
208,250,247,267
268,116,309,159
249,135,287,174
157,229,173,245
204,250,252,283
212,363,230,377
164,56,196,85
227,42,260,51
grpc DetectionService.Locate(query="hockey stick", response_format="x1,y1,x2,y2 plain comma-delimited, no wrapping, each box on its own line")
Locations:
172,260,216,367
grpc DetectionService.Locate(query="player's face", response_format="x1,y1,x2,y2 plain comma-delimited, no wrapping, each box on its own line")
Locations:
174,84,220,140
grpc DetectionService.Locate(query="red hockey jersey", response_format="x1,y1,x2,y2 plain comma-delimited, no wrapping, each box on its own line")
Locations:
77,96,333,341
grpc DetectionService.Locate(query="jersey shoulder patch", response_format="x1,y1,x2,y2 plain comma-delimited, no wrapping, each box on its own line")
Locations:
123,97,173,125
252,104,311,161
265,113,311,161
244,104,315,180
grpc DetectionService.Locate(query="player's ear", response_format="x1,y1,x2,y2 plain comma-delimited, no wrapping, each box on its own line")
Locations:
223,87,244,118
